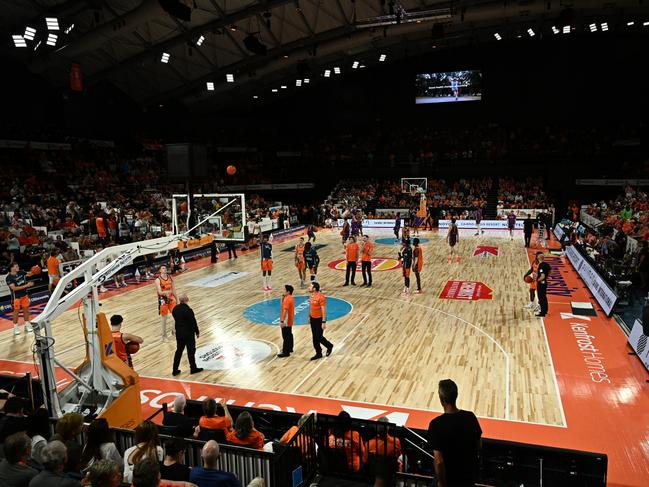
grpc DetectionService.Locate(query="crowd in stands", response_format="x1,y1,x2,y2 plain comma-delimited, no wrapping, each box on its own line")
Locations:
585,186,649,242
497,177,549,209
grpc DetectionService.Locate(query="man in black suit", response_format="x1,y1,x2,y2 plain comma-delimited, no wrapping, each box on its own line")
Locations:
523,213,534,248
535,252,552,317
171,294,203,376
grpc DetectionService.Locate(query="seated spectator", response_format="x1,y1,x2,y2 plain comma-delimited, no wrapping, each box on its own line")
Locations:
0,396,29,442
123,421,163,483
80,419,122,473
225,412,264,451
28,440,80,487
326,411,366,473
188,440,241,487
162,394,194,438
277,414,310,445
367,417,402,484
162,395,195,438
194,399,232,438
50,412,84,476
427,379,482,487
85,459,122,487
246,479,264,487
0,432,39,487
160,438,190,482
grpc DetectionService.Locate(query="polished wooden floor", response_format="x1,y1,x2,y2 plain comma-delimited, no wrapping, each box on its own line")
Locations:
0,229,564,426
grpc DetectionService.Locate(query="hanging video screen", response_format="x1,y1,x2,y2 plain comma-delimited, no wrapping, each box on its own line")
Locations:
415,70,482,104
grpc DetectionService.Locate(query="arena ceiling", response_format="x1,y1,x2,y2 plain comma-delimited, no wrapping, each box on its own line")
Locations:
2,0,647,109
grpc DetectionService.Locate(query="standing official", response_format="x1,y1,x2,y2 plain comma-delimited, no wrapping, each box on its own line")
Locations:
308,283,333,361
360,235,374,287
343,237,359,286
535,253,551,317
277,285,295,358
171,294,203,376
523,214,534,248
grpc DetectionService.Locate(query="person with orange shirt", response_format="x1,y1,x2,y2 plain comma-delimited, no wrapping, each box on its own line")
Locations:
343,237,359,286
327,411,367,473
523,254,540,313
360,235,374,287
46,250,61,293
110,315,143,368
226,412,265,450
412,238,424,294
368,417,403,482
155,266,177,340
278,414,310,445
295,238,306,288
193,399,233,438
277,285,295,358
308,282,333,360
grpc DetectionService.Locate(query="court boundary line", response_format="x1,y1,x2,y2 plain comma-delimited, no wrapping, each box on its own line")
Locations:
523,241,568,428
290,313,369,393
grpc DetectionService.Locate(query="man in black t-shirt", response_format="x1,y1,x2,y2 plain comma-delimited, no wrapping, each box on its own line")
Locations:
427,379,482,487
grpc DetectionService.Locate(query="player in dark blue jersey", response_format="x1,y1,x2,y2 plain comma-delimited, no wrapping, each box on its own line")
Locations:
304,242,320,284
401,239,413,294
447,218,460,264
260,235,273,291
6,263,38,335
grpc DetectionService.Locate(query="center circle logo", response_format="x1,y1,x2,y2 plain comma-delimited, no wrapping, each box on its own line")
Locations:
375,237,430,245
327,257,401,272
194,339,271,370
243,296,352,325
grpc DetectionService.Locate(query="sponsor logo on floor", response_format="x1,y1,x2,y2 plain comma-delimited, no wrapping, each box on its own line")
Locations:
327,258,400,272
243,296,352,325
189,271,248,288
439,281,493,301
474,245,499,257
194,340,272,370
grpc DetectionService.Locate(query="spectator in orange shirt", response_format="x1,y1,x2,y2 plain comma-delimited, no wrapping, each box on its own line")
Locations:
327,411,367,473
343,236,359,286
276,285,295,358
277,414,310,445
194,399,233,438
226,412,265,450
46,250,61,293
368,417,403,484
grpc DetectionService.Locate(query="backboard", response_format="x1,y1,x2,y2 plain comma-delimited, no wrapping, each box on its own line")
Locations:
172,193,247,241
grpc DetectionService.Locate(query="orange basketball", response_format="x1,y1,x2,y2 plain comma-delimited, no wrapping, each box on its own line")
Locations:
226,165,237,175
524,275,533,284
125,342,140,354
30,265,41,275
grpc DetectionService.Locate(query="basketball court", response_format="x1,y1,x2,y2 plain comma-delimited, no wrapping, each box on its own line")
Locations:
1,224,648,486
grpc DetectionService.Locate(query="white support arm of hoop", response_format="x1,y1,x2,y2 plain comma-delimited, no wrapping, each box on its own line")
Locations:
30,196,240,417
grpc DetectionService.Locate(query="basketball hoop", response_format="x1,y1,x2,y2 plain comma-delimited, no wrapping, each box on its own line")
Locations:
410,187,418,197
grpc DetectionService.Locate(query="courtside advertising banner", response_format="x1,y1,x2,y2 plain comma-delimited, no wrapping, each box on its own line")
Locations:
439,219,524,230
628,319,649,372
338,219,524,229
564,245,618,316
554,224,566,241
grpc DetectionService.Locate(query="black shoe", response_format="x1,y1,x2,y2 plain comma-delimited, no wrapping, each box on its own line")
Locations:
190,368,204,374
360,283,367,287
172,370,181,376
351,282,356,286
535,313,546,317
342,283,349,287
326,345,333,357
277,353,290,358
310,354,323,361
367,284,372,287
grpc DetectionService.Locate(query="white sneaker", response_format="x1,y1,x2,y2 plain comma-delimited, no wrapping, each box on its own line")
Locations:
24,323,33,332
99,285,108,293
13,326,20,335
115,283,121,288
123,282,128,287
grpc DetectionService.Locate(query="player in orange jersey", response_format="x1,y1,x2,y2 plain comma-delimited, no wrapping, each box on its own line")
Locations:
412,238,424,294
156,265,178,340
360,235,374,287
295,237,307,288
46,250,60,293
